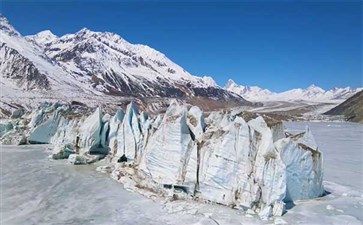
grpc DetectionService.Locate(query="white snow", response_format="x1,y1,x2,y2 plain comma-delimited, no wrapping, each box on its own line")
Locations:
26,30,58,45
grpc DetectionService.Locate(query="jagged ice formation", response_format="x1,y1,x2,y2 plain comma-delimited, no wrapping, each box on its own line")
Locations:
2,101,324,219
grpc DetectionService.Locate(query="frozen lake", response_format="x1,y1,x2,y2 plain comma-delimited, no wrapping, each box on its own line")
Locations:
1,121,362,225
0,145,199,225
285,121,363,191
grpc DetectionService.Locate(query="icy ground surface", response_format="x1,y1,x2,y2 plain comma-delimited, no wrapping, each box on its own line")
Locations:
1,121,363,225
0,145,201,225
285,121,363,191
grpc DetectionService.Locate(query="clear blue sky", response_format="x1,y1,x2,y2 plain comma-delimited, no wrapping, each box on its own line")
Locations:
1,0,361,91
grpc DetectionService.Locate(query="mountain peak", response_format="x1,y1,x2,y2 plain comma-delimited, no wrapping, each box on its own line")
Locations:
27,30,58,44
0,14,8,22
0,14,20,37
307,84,318,89
78,27,92,33
225,79,237,89
224,80,362,102
37,30,56,36
75,27,94,37
224,80,275,101
70,28,130,46
306,84,325,92
202,76,218,87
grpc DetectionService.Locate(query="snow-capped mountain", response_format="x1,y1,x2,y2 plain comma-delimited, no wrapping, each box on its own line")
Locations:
225,79,362,102
0,15,246,106
1,13,360,111
0,15,102,96
25,22,232,99
225,79,275,101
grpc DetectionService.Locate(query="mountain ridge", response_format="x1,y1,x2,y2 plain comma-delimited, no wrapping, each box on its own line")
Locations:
324,90,363,123
1,13,361,115
0,14,248,110
225,79,362,102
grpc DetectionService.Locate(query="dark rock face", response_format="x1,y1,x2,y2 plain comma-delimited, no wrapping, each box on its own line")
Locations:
99,70,186,97
192,87,238,100
324,90,363,123
0,43,50,90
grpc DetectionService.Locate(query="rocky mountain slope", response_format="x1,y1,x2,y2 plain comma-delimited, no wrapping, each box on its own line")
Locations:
0,14,247,113
324,90,363,123
1,13,359,118
225,79,362,102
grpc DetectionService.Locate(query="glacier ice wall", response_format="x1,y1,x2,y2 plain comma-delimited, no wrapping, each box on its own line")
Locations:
2,101,324,218
108,109,125,155
139,101,193,184
275,128,324,202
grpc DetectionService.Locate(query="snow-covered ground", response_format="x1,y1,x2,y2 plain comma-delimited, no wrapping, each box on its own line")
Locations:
1,121,362,225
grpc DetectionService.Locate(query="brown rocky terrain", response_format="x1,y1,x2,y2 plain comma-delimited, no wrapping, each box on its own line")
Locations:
324,90,363,123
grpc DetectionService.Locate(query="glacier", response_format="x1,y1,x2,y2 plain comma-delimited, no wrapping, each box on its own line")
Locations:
0,101,325,219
